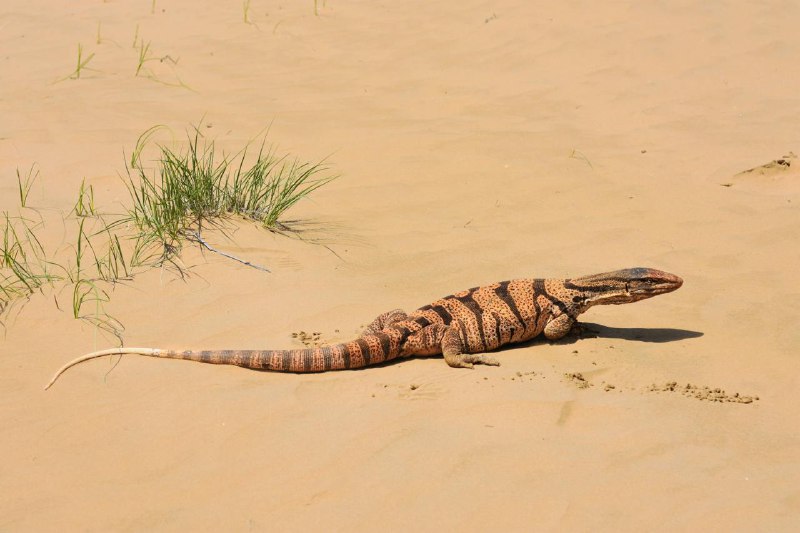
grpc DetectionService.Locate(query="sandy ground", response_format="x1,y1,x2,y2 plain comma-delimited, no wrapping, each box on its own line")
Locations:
2,1,800,531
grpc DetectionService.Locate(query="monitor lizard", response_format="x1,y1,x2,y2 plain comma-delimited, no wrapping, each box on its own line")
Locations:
45,267,682,389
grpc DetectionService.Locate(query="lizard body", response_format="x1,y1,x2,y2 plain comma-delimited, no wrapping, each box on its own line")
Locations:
45,267,682,389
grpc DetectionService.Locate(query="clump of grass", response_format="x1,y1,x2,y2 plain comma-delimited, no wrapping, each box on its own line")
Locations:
135,39,154,76
68,218,124,341
569,148,593,169
132,38,191,90
1,177,127,339
95,21,120,47
124,126,334,262
1,213,64,317
69,217,123,284
3,124,334,341
73,178,96,217
66,43,96,80
17,164,39,208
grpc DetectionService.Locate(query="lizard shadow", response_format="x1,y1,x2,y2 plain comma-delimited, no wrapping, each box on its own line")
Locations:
551,322,703,345
498,322,703,353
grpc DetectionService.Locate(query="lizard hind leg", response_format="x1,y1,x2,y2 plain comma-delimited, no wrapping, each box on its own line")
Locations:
361,308,408,336
441,324,500,369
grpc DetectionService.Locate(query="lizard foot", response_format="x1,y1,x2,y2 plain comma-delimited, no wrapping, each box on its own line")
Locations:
362,309,408,336
444,352,501,369
441,323,500,369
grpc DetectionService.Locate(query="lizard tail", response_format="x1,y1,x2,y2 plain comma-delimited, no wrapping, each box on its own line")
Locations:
45,335,401,390
45,348,161,390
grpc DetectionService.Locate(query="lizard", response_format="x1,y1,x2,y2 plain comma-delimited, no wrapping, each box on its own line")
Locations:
44,267,682,389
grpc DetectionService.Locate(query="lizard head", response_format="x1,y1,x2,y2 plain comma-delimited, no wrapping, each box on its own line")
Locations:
569,267,683,307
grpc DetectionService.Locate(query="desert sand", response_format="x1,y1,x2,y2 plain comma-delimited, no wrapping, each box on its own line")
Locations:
2,1,799,531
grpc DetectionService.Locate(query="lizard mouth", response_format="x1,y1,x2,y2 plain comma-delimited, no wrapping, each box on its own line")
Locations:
631,279,682,296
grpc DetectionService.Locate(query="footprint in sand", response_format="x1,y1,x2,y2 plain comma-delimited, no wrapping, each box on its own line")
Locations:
647,381,759,404
291,330,327,347
722,152,799,195
561,372,759,405
398,382,446,400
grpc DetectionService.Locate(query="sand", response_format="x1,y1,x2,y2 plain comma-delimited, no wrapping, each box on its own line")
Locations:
2,1,799,531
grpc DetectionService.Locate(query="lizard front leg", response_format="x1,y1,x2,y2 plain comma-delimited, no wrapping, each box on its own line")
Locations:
361,309,408,336
543,313,575,341
441,322,500,369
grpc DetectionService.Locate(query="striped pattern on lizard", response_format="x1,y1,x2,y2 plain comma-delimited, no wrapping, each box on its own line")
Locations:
45,267,682,389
